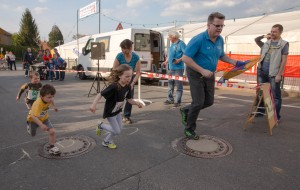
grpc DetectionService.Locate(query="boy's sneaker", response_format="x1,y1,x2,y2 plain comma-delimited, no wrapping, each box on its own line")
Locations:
96,121,103,136
102,140,117,149
184,129,199,140
48,146,61,155
179,107,188,126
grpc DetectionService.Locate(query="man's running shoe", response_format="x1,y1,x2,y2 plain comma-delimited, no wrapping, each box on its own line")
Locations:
184,129,199,140
102,140,117,149
48,146,61,155
179,107,188,126
96,121,103,136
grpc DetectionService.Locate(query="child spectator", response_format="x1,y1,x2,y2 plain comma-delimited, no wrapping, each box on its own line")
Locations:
90,64,143,149
16,71,42,109
48,59,54,81
27,84,60,155
43,49,54,81
53,54,67,81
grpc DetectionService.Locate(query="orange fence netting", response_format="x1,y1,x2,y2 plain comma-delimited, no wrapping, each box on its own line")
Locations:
217,54,300,78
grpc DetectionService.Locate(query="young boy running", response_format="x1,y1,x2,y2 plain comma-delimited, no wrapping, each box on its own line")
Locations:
16,71,42,109
27,84,60,155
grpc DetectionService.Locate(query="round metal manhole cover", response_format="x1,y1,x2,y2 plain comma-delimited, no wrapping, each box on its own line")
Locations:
38,135,96,159
173,135,233,159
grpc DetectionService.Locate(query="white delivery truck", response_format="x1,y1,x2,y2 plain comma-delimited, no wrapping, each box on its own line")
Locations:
75,28,165,81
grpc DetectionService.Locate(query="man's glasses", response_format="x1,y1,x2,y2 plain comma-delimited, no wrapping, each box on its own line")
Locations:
211,23,225,28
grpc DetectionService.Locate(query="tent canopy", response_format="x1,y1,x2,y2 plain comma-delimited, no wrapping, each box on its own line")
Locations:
154,9,300,54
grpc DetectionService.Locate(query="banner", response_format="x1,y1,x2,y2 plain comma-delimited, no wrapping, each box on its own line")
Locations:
79,1,97,19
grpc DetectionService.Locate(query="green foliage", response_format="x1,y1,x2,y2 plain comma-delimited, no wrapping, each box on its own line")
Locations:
48,25,64,48
11,33,20,46
16,8,40,48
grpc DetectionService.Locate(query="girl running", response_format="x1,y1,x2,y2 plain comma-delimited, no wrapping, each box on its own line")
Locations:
90,64,143,149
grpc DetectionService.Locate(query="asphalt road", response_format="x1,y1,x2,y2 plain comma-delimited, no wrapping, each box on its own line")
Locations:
0,68,299,190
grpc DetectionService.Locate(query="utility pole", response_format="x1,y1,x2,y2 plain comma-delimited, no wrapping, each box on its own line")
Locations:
99,0,101,33
77,9,79,65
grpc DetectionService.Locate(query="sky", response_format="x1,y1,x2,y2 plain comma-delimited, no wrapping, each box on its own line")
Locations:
1,0,299,43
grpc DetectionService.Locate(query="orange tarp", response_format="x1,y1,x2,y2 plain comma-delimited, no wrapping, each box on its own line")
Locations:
217,54,300,78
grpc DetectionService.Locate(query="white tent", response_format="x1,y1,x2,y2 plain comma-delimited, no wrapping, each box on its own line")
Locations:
154,9,300,54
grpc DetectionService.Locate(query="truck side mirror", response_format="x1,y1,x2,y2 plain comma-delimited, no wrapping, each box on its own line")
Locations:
82,47,86,55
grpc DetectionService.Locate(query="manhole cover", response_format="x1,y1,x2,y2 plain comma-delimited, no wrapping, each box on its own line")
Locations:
38,135,96,159
173,135,233,159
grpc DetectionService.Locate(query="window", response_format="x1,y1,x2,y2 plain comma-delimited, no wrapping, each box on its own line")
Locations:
95,36,110,52
134,33,151,51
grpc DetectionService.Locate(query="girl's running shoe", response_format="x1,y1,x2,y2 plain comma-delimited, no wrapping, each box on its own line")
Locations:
102,140,117,149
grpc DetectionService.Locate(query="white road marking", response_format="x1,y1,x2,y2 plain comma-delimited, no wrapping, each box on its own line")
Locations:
126,127,139,135
9,149,32,166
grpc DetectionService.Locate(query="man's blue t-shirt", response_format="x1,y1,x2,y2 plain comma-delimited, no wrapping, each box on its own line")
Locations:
184,30,225,72
168,40,186,70
116,52,140,70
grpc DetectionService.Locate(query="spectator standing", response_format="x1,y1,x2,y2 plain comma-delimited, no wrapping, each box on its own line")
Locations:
53,54,67,81
9,51,16,70
112,39,141,124
53,48,60,57
257,24,289,121
35,50,44,63
43,49,53,81
23,48,35,77
4,51,10,70
163,31,186,108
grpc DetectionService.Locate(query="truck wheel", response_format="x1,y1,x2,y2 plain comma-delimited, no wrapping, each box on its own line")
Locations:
78,66,86,80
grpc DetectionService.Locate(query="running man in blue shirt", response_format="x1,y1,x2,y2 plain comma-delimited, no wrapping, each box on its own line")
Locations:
113,39,141,124
180,12,249,139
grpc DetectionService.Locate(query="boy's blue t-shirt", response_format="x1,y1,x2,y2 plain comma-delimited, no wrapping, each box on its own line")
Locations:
184,30,225,72
116,52,140,70
168,40,186,70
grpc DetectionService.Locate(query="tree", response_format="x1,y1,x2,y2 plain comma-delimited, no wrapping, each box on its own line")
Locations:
48,25,64,48
16,8,40,48
11,33,20,46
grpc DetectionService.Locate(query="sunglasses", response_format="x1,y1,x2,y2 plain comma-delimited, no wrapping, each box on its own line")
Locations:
211,23,225,28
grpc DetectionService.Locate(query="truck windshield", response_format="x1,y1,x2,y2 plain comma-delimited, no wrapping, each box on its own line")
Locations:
134,33,151,51
82,38,94,55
